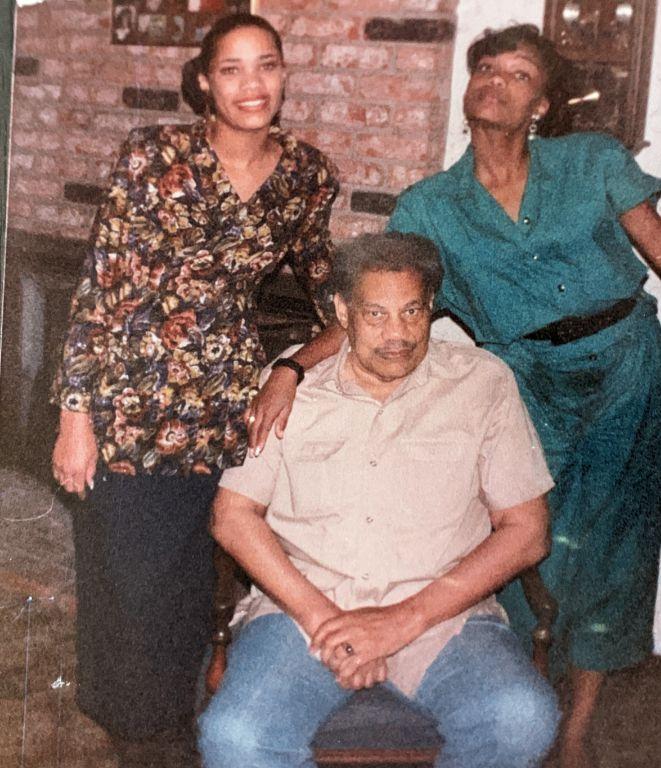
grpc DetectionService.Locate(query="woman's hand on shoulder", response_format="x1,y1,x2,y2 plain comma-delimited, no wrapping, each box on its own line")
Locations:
52,410,98,499
244,366,298,457
245,324,346,455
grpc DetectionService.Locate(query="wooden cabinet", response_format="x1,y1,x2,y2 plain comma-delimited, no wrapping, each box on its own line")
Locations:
544,0,657,149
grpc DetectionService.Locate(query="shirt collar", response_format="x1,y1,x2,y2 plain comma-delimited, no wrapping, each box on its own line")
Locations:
451,138,553,198
315,338,433,404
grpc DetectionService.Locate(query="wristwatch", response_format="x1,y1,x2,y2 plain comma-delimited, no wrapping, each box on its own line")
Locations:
272,357,305,385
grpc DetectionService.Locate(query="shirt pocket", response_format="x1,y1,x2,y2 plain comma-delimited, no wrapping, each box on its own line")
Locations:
398,435,479,530
285,440,360,519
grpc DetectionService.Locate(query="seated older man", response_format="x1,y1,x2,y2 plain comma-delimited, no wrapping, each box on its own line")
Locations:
198,232,560,768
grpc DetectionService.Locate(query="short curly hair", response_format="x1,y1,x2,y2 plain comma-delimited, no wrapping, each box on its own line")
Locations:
466,24,572,136
330,232,443,302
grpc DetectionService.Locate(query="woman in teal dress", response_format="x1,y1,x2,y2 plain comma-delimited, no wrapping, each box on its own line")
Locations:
385,25,661,768
249,23,661,768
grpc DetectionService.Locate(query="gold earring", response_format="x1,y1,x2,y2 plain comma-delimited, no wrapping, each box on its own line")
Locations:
203,96,216,123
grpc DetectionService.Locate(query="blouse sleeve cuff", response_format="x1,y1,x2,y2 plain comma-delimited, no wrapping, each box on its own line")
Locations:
53,387,92,413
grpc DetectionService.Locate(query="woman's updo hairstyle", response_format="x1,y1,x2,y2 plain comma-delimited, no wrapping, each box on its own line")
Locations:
466,24,573,137
181,12,284,116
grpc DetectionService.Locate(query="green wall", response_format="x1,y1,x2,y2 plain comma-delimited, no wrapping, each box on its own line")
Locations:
0,0,15,371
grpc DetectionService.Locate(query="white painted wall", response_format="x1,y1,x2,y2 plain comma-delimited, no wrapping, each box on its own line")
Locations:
439,0,661,652
445,0,544,167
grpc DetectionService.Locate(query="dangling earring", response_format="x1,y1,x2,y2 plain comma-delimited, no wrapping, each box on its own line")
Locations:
203,93,216,123
462,117,470,135
528,114,540,140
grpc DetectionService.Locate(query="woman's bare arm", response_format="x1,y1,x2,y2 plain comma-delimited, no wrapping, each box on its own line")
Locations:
620,200,661,277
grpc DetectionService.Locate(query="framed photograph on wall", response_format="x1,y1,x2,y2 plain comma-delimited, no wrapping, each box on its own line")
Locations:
112,0,252,47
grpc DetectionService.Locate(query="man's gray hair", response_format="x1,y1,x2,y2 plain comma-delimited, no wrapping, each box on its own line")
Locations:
330,232,443,301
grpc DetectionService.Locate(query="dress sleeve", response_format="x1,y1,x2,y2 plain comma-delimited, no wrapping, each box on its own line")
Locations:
478,366,554,511
599,135,661,215
285,157,339,326
386,190,428,236
50,130,158,412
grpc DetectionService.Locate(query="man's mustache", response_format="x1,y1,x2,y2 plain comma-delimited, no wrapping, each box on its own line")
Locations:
375,341,416,355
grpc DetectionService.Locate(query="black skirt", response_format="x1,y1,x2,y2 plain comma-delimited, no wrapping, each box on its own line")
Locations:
72,470,218,738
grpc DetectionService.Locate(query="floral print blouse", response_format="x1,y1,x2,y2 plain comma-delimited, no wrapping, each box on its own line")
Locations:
52,120,339,477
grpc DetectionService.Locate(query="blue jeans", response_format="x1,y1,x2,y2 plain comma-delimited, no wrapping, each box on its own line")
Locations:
198,614,560,768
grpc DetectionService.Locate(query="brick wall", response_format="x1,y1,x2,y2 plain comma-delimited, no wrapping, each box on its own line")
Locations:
8,0,458,242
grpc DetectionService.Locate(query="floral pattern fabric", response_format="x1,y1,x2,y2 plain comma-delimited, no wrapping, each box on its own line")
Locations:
52,120,339,476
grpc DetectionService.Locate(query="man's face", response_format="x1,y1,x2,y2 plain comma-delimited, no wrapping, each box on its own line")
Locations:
334,269,433,386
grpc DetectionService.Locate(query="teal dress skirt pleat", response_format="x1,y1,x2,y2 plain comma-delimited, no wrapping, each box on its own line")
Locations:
491,295,661,676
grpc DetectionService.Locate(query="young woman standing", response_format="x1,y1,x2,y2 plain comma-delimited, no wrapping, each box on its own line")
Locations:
51,13,339,762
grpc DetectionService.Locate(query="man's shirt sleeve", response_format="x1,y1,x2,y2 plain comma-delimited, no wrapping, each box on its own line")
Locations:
478,366,555,511
218,434,283,507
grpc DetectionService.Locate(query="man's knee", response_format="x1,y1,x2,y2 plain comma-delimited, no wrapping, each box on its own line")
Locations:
487,677,560,761
198,704,269,768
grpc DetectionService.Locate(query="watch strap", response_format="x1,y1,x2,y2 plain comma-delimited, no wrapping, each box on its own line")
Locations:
272,357,305,385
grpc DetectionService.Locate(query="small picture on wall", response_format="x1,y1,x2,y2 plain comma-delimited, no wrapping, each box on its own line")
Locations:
113,4,138,43
111,0,251,47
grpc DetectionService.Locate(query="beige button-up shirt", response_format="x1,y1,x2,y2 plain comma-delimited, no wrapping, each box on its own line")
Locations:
220,339,554,694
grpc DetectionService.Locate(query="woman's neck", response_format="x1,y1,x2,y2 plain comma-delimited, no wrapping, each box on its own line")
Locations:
470,124,529,186
206,120,275,169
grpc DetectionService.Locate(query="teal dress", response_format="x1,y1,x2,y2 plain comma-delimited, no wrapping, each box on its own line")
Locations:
388,132,661,675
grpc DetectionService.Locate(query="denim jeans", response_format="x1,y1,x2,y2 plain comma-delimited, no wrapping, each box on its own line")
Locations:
198,613,560,768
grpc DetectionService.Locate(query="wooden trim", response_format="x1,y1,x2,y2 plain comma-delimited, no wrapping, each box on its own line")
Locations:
0,1,16,374
627,0,656,151
314,747,438,765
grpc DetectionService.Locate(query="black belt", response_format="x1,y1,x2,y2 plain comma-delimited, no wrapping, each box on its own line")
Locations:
523,296,637,346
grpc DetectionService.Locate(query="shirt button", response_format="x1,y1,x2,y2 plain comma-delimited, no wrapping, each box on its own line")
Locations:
558,284,566,293
522,216,531,225
377,409,384,416
362,573,370,580
366,516,374,523
532,254,540,261
369,460,377,467
589,353,597,361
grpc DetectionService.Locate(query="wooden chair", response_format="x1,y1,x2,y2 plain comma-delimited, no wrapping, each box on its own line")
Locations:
206,555,557,767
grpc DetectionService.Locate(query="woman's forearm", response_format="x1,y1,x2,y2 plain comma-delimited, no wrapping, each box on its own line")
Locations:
246,323,346,453
620,200,661,276
289,323,345,370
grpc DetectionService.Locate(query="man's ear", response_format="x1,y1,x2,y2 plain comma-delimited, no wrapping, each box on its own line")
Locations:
333,293,349,331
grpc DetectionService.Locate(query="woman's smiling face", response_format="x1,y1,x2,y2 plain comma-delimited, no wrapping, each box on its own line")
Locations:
198,25,285,133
